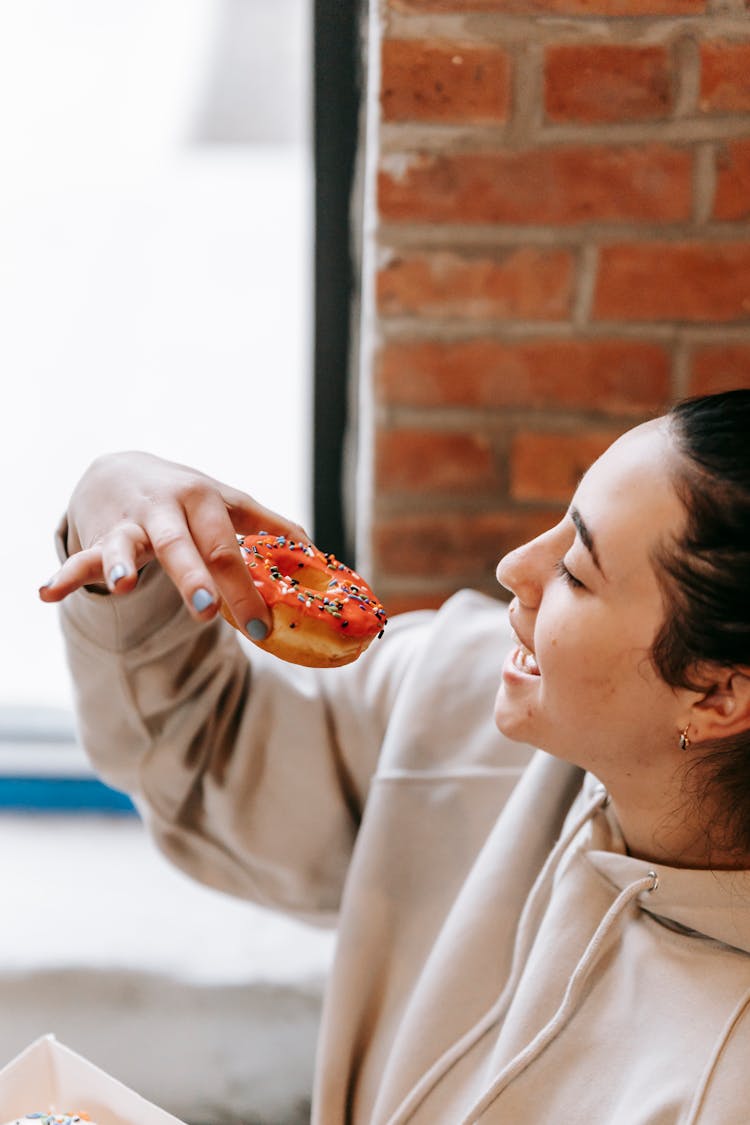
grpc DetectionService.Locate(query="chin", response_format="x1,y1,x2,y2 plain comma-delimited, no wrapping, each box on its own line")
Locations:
493,688,555,756
495,702,598,772
493,697,536,744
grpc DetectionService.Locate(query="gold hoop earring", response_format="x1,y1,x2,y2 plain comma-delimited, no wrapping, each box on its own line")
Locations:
679,726,691,752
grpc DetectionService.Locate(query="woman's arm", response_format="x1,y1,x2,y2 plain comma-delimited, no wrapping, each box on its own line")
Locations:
43,451,420,923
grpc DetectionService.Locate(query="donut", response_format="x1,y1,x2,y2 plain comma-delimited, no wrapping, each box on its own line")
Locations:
221,533,387,668
2,1116,96,1124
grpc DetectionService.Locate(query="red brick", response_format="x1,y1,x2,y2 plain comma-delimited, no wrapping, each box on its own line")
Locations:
510,429,626,502
389,0,704,13
714,140,750,221
376,429,497,492
381,40,511,124
373,509,564,578
689,345,750,395
700,42,750,114
593,243,750,323
376,248,574,320
376,338,670,415
378,146,692,226
545,45,672,124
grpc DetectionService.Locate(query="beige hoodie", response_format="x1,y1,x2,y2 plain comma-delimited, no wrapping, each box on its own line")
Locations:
58,555,750,1124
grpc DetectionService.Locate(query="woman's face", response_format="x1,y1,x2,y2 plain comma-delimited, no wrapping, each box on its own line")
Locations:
494,419,688,776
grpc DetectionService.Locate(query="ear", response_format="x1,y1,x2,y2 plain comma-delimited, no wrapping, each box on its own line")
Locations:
689,670,750,742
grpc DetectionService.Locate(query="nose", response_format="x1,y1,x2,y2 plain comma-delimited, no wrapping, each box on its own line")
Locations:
496,537,545,608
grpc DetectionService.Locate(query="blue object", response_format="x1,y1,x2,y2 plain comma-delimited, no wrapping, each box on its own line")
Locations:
0,776,136,814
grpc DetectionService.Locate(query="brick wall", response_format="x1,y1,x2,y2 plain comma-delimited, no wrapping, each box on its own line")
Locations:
354,0,750,615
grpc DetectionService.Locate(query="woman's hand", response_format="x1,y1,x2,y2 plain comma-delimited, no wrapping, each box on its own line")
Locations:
38,451,309,636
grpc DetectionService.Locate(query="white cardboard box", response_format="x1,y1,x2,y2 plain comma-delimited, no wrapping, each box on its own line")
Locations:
0,1036,186,1124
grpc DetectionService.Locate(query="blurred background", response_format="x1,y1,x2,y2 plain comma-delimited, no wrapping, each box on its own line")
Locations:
0,0,312,718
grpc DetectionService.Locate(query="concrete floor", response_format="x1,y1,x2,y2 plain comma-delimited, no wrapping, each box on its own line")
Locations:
0,814,335,1123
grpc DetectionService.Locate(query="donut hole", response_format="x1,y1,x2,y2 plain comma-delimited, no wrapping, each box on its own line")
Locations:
287,561,332,594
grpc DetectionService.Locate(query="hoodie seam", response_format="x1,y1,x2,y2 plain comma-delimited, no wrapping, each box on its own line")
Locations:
373,767,526,784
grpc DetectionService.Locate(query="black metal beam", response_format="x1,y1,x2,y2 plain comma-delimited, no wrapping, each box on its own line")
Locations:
313,0,361,564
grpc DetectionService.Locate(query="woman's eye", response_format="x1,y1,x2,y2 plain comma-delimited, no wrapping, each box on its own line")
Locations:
555,558,585,590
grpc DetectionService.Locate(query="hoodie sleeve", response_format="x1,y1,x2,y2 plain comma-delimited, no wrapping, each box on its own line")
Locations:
57,541,435,925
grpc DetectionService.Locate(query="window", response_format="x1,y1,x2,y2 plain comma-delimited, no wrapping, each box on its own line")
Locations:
0,0,313,801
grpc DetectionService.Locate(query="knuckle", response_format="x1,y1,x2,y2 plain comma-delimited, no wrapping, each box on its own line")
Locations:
229,588,260,612
180,477,211,507
223,575,266,616
150,527,185,555
206,540,241,571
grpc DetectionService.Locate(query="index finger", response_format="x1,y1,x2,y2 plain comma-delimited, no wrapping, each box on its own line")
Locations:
141,502,267,631
183,497,278,636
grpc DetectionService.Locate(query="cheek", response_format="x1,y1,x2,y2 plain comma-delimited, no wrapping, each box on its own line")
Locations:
538,615,624,702
543,628,660,721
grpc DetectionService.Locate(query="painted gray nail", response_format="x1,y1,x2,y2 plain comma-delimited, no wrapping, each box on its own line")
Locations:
191,587,215,613
109,564,127,586
246,618,269,641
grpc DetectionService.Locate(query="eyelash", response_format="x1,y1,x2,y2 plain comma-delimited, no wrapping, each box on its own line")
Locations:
555,558,585,590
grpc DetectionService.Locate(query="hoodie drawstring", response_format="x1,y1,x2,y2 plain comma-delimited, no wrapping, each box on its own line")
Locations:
385,784,612,1125
459,868,659,1124
682,983,750,1125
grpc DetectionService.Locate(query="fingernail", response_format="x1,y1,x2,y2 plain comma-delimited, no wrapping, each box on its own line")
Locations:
192,587,215,613
109,564,127,587
246,618,269,641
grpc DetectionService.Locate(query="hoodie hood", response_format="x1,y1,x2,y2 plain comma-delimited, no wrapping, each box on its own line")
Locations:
579,773,750,956
588,846,750,956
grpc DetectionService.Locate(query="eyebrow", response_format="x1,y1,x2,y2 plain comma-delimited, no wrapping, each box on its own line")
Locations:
570,506,606,578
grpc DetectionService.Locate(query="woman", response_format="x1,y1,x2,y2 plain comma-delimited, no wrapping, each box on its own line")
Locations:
41,390,750,1124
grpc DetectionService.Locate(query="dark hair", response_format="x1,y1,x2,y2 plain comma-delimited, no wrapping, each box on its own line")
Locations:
651,389,750,854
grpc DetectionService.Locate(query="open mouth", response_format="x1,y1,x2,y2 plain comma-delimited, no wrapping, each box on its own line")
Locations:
511,635,541,677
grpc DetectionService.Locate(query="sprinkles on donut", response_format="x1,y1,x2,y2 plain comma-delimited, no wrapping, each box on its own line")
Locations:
221,533,388,668
2,1115,94,1124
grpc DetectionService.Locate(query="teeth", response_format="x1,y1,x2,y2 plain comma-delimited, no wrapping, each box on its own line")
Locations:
513,641,540,676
